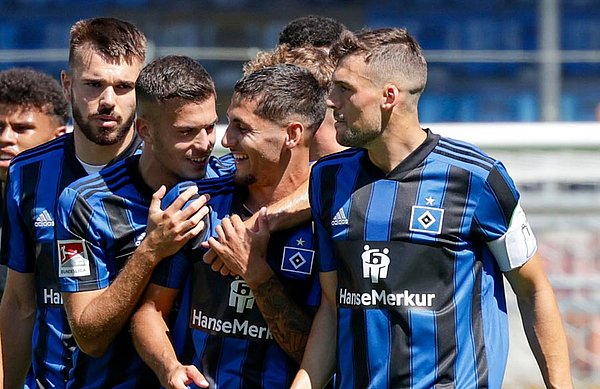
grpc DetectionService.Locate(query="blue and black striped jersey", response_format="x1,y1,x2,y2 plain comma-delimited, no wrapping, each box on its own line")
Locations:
55,154,234,389
310,129,537,389
1,132,142,389
153,189,322,389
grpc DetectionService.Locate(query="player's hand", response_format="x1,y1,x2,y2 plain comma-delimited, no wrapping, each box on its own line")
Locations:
143,185,210,262
202,207,271,287
202,248,237,276
163,363,209,389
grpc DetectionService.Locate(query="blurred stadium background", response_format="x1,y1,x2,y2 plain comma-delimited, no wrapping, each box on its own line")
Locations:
1,0,599,387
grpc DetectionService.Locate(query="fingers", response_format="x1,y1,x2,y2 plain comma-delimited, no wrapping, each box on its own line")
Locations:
149,185,167,214
256,207,269,234
166,185,199,212
167,365,208,389
185,365,209,388
203,237,237,276
202,247,216,263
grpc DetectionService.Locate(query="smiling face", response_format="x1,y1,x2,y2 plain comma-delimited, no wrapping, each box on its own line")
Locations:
223,95,287,187
62,48,142,146
0,104,65,181
138,96,218,188
327,54,384,148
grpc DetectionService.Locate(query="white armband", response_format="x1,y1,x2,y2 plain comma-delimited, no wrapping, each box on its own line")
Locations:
486,202,537,272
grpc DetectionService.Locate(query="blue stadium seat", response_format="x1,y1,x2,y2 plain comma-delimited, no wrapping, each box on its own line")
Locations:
562,14,600,75
0,22,17,49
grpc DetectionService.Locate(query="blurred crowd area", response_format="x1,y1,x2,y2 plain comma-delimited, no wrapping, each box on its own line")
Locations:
1,0,600,122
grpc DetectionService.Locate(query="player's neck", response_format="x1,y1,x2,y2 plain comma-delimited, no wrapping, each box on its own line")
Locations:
246,156,309,212
367,124,426,173
73,126,135,166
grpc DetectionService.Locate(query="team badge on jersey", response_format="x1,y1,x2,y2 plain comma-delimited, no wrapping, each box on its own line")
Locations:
57,239,91,277
281,246,314,275
409,205,444,234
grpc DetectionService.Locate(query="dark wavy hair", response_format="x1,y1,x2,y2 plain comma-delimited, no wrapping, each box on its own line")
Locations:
0,68,68,124
278,15,346,49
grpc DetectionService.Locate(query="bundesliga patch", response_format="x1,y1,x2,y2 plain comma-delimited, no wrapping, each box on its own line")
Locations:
57,239,91,277
409,205,444,234
281,246,314,275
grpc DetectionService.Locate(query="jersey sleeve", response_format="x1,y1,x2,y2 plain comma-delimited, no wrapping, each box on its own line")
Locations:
310,165,337,273
473,161,537,272
56,186,110,292
1,168,35,272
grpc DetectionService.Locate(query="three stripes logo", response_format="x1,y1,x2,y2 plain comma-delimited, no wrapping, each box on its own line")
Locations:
331,208,349,226
34,209,55,227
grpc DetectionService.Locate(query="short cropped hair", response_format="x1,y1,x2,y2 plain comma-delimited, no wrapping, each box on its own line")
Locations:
331,28,428,95
243,44,334,90
0,68,69,125
278,15,346,49
136,55,216,112
234,64,326,133
68,17,146,67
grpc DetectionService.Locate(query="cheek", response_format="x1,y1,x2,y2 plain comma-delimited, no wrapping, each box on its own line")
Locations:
15,133,49,152
118,94,137,111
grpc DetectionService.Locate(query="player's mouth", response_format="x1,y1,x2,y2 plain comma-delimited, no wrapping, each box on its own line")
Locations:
188,155,209,165
333,112,345,123
0,153,15,165
93,114,119,128
231,152,249,163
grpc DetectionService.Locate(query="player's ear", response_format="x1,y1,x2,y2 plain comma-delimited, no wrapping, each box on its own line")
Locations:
135,116,152,144
61,70,72,102
284,122,304,149
381,84,400,111
53,125,67,138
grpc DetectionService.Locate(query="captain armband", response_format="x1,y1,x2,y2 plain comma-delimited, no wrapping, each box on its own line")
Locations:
486,202,537,272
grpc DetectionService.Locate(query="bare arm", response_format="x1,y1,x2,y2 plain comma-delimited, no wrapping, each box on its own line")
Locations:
291,270,337,389
203,209,313,362
131,284,208,389
0,270,35,388
63,186,210,357
505,252,573,389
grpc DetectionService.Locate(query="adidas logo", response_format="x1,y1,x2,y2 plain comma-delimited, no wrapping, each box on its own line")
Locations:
34,210,55,227
331,208,349,226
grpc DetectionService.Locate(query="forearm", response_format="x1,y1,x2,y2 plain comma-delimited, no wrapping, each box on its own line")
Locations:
264,180,310,232
0,296,34,388
517,286,573,388
292,297,337,388
0,270,36,388
67,246,158,356
252,275,313,363
131,305,180,386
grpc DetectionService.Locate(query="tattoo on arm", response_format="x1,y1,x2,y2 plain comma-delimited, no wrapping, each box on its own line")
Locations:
252,275,313,363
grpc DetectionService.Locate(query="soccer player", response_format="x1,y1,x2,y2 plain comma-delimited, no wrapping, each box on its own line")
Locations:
0,17,146,389
292,28,573,389
131,64,327,389
0,68,68,297
55,55,226,388
243,44,345,161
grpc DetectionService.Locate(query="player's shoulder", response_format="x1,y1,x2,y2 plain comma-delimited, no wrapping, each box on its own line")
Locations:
432,132,501,178
312,147,364,171
65,156,131,204
9,133,70,170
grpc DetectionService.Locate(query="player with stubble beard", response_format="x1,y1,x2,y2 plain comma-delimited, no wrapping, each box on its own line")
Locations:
0,17,146,389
